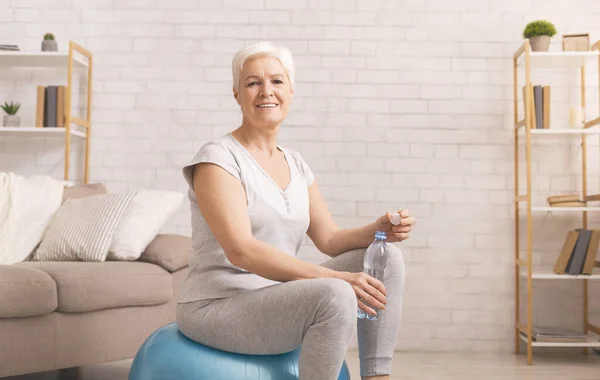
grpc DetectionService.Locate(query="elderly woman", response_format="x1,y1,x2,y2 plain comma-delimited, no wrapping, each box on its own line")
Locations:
176,41,415,380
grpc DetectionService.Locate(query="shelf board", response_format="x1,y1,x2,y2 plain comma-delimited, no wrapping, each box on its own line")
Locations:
519,333,600,347
0,127,86,138
527,206,600,212
0,51,88,68
517,50,600,70
520,270,600,280
529,128,600,135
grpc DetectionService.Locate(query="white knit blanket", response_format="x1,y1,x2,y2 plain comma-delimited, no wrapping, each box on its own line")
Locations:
0,172,66,264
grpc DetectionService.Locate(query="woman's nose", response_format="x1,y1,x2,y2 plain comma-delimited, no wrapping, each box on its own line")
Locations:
259,83,274,98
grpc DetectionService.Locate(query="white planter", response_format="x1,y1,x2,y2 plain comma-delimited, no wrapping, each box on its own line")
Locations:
3,115,20,127
42,40,57,52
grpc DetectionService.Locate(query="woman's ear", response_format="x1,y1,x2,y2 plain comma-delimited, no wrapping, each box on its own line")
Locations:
233,87,241,106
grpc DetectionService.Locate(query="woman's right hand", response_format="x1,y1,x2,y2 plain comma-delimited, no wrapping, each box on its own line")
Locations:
336,271,387,317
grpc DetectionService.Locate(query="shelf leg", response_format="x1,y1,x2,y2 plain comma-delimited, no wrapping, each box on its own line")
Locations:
513,55,520,355
84,45,92,184
584,279,589,355
65,41,73,182
524,47,533,365
581,63,589,356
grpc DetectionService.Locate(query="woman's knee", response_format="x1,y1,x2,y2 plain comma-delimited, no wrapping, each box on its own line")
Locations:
314,278,357,322
385,244,406,286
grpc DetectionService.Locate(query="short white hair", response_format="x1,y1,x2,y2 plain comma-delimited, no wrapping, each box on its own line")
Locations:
231,41,295,92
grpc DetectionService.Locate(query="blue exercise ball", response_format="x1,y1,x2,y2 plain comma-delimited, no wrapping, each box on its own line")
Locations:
129,323,351,380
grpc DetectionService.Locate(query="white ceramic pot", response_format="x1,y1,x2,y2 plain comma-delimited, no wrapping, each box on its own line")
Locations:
3,115,20,127
42,40,57,52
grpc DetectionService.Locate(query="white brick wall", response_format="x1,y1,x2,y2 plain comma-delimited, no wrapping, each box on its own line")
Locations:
1,0,600,353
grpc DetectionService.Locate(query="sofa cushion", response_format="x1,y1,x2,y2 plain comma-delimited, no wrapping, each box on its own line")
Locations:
137,234,191,273
33,192,137,262
107,190,184,261
14,261,171,313
0,265,57,318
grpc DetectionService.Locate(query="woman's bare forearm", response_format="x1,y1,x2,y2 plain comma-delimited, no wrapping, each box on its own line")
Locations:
232,238,340,282
322,222,378,257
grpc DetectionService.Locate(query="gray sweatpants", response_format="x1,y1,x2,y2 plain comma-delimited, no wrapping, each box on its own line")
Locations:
176,245,405,380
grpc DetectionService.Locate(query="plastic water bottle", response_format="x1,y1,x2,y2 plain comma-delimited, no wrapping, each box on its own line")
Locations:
357,230,390,321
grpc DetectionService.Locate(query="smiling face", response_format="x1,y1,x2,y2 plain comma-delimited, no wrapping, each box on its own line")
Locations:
233,55,294,129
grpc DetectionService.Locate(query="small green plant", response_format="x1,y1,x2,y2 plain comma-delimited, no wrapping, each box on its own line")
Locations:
523,20,557,38
43,33,55,41
1,102,21,115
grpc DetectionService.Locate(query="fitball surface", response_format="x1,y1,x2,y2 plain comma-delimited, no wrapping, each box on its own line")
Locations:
129,323,351,380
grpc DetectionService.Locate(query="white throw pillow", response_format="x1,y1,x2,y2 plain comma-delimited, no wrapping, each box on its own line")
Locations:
107,190,184,261
33,191,137,262
0,172,66,264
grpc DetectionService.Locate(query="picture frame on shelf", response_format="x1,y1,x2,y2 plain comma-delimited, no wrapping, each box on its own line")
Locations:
562,33,590,52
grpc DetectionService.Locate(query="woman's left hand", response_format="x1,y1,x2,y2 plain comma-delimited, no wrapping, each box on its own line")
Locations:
373,209,415,243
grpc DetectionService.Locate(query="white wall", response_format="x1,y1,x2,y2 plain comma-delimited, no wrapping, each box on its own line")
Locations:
1,0,600,352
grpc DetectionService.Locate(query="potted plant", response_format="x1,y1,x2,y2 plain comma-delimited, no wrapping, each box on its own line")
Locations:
42,33,57,52
523,20,557,52
1,101,21,127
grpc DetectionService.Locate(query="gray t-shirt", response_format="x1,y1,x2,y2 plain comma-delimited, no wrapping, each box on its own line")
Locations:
179,133,315,303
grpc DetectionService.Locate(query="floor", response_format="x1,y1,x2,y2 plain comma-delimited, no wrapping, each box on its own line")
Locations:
5,350,600,380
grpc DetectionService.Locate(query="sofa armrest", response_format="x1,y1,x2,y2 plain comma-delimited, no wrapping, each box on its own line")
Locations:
138,234,191,273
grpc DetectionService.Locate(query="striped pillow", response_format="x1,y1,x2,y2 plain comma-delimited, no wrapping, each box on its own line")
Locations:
33,191,137,262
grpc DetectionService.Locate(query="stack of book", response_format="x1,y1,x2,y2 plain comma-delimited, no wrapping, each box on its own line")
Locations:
523,84,551,129
521,327,588,343
0,44,19,51
35,85,66,128
553,228,600,275
547,194,586,207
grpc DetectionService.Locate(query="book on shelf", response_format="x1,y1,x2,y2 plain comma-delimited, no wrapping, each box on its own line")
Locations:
35,85,66,128
583,231,600,274
554,230,579,274
56,86,65,128
546,193,588,207
549,201,587,207
547,194,580,204
0,44,19,51
542,86,550,129
567,229,593,275
525,326,589,342
534,85,543,129
35,86,44,128
553,229,600,275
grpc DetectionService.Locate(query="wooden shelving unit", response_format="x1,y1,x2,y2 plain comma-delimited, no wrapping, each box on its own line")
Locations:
0,41,93,183
513,40,600,365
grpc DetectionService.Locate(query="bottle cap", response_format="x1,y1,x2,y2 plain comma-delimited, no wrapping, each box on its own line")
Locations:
390,212,401,225
375,231,387,240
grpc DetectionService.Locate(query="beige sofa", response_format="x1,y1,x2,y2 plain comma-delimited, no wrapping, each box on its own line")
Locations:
0,184,191,378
